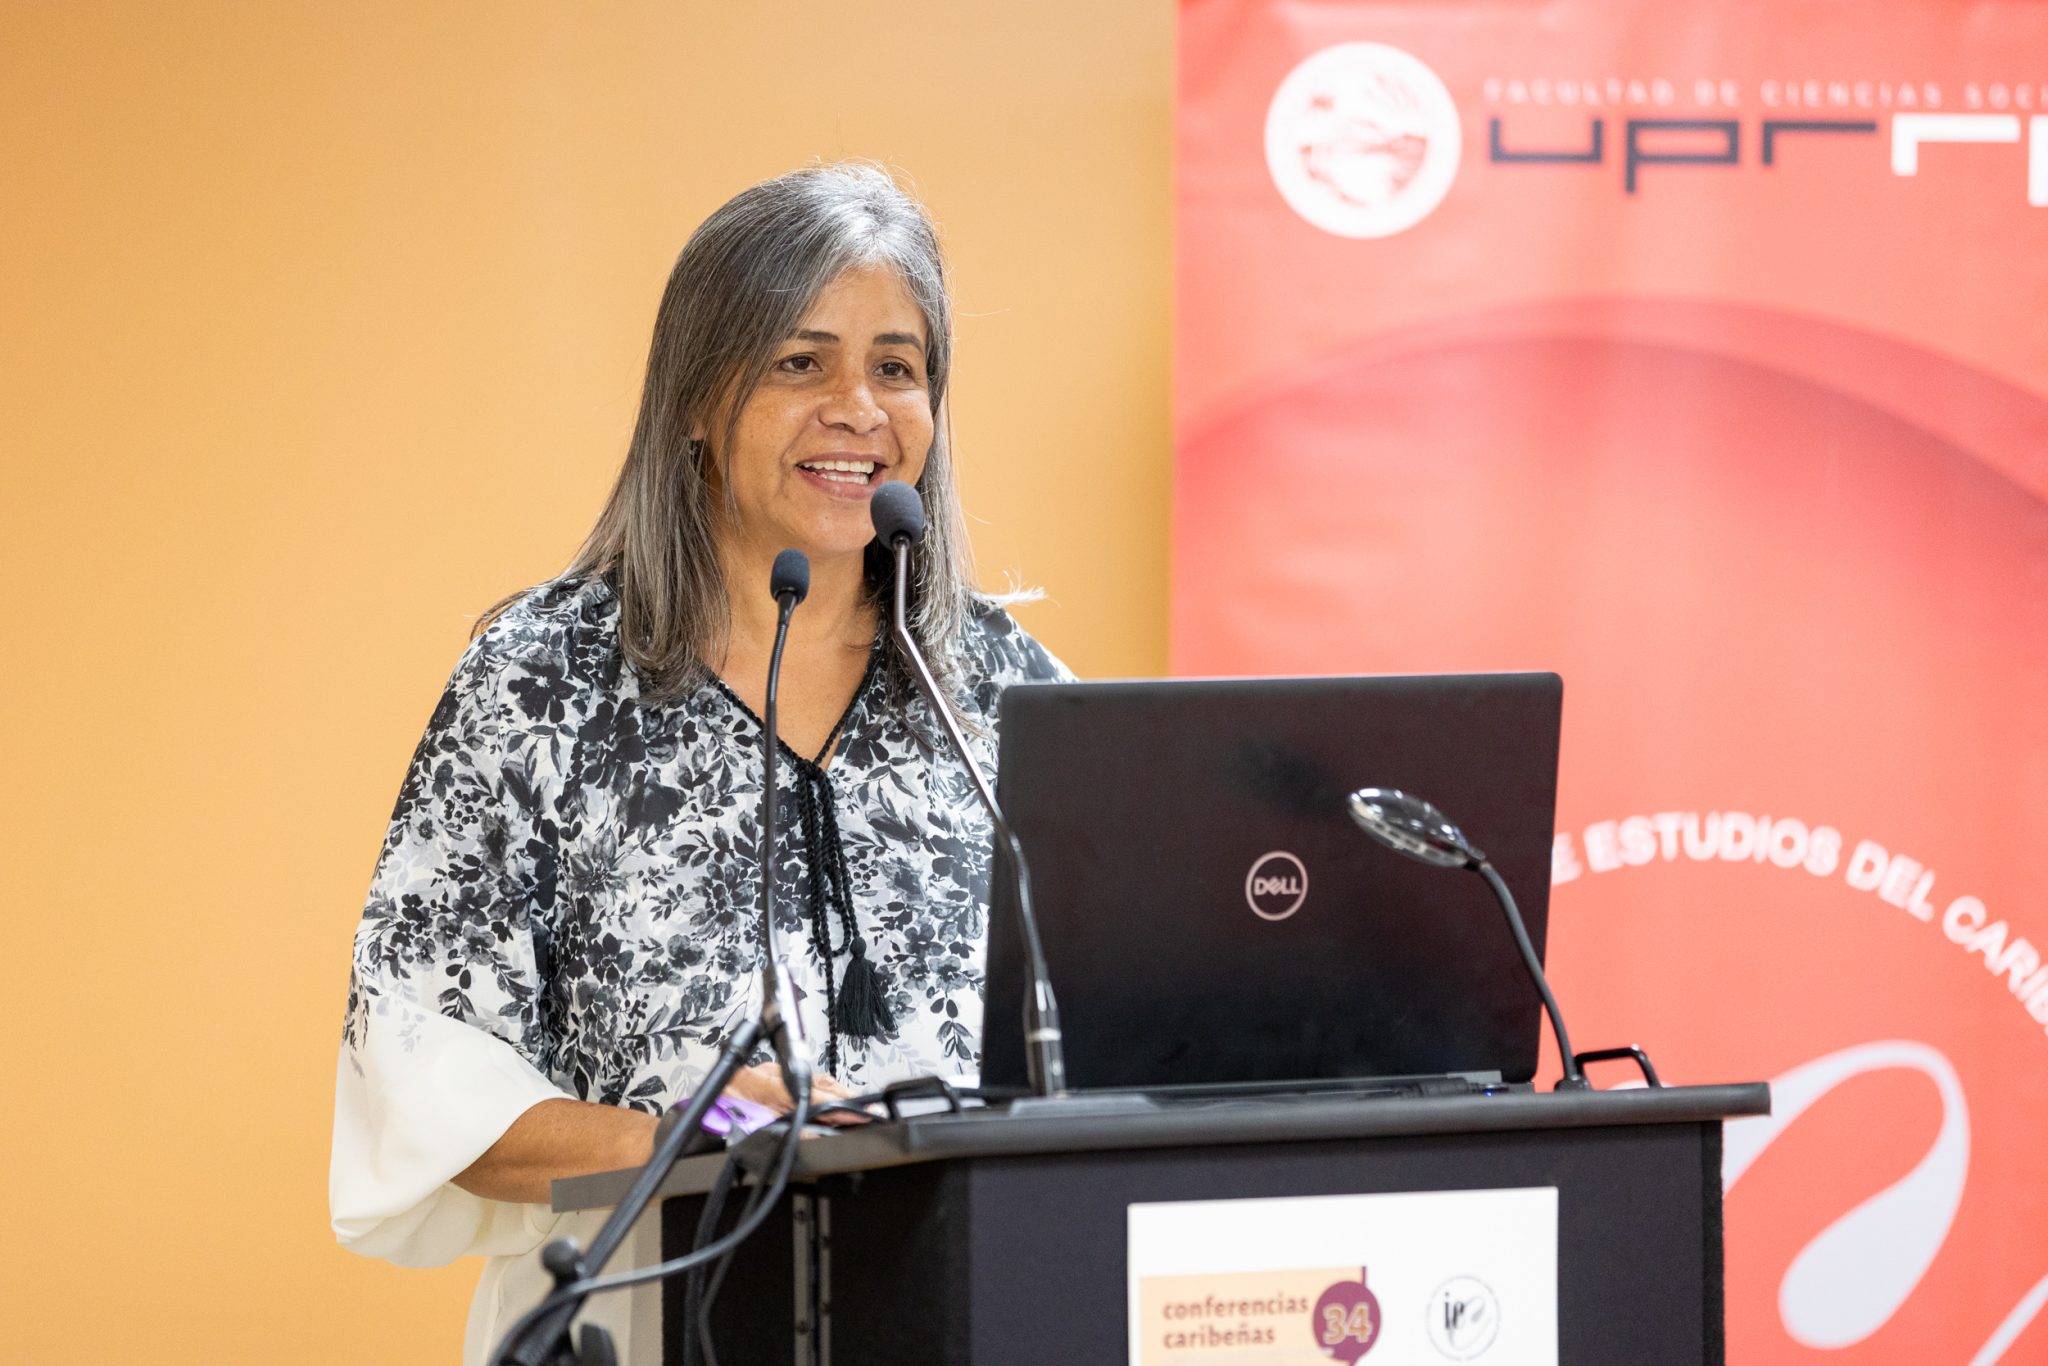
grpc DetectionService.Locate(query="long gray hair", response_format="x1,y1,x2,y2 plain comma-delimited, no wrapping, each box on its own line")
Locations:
510,163,978,701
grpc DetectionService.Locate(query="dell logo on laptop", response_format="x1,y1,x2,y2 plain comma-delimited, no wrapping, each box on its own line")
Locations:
1245,850,1309,920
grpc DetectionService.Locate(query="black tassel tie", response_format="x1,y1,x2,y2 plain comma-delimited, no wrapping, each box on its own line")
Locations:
835,931,894,1039
794,758,897,1077
727,641,890,1079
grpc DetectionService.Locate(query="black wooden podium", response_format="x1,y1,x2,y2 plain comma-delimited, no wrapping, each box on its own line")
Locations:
553,1082,1767,1365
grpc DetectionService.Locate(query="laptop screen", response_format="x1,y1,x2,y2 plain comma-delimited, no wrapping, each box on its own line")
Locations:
978,673,1563,1093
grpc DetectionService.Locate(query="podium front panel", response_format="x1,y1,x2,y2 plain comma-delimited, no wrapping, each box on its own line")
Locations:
664,1118,1723,1365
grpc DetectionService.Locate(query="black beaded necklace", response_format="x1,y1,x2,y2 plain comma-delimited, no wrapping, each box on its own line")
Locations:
714,638,892,1077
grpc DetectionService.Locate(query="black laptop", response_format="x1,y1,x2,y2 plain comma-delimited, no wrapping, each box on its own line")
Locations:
977,673,1563,1095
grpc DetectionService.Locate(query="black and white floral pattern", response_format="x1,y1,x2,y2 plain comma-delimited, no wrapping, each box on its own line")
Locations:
344,575,1069,1108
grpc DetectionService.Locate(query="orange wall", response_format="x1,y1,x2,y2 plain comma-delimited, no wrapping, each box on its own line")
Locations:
0,4,1171,1359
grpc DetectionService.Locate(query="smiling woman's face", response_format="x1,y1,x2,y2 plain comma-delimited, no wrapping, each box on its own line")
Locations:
716,264,935,569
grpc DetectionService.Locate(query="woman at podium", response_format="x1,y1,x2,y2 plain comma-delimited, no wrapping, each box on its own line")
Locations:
328,162,1067,1362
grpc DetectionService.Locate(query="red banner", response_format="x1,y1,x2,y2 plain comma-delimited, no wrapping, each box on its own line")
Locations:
1175,1,2048,1359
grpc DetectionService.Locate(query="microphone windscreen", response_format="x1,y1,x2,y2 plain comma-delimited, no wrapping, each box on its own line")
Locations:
770,548,810,605
868,480,927,547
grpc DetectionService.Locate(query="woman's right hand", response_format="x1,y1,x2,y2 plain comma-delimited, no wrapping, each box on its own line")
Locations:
723,1062,871,1125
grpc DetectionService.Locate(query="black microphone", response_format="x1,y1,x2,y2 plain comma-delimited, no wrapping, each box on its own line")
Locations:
495,551,822,1366
770,548,811,605
868,481,1068,1097
760,549,815,1096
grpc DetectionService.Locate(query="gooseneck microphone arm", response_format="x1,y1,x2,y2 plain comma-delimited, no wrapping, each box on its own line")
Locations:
890,544,1067,1096
1474,859,1586,1090
869,482,1067,1097
500,1022,769,1366
759,549,815,1098
494,552,818,1366
1347,787,1590,1092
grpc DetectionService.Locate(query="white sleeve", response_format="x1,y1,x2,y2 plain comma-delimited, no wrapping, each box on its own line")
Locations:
330,1010,567,1266
332,635,574,1266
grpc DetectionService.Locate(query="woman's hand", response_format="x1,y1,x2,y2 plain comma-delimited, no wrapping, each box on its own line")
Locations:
723,1062,871,1125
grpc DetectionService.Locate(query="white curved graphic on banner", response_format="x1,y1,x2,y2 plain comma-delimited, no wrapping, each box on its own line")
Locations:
1971,1274,2048,1366
1723,1041,1969,1350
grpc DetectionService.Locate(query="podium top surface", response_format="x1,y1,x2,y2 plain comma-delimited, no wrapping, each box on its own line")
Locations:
553,1080,1769,1212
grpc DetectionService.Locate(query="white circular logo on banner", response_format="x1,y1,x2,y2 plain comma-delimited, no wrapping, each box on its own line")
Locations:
1265,42,1462,238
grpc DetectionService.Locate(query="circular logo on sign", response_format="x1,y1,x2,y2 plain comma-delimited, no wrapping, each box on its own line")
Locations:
1245,850,1309,920
1425,1276,1501,1359
1265,42,1463,238
1311,1268,1383,1361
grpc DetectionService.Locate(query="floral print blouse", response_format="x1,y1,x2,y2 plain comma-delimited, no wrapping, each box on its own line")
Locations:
342,575,1070,1129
